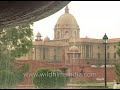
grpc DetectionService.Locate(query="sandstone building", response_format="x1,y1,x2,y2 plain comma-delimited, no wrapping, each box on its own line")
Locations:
17,6,120,65
16,6,120,85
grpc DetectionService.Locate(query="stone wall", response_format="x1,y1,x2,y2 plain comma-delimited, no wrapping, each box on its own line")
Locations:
16,60,115,87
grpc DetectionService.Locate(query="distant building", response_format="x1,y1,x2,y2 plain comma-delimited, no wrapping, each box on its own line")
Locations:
17,5,120,65
16,6,120,86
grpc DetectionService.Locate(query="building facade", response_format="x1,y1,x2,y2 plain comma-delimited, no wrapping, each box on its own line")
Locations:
17,6,120,65
16,6,120,86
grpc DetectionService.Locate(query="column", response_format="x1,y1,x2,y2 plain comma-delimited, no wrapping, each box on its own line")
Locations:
83,45,85,58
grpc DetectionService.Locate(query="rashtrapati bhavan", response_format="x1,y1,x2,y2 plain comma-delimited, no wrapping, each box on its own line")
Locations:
16,6,120,85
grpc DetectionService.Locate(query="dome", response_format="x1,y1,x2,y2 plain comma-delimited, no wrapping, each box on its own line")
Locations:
44,36,50,42
36,32,41,37
69,46,79,52
55,6,79,29
56,14,78,25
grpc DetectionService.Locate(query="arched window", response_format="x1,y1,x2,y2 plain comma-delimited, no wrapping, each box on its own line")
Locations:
65,31,69,39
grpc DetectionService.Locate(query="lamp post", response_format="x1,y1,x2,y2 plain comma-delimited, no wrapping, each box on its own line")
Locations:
102,33,108,88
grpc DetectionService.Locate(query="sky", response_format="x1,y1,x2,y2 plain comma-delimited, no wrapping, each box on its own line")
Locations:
33,1,120,40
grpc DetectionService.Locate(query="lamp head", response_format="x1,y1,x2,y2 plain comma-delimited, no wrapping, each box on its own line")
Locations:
102,33,108,44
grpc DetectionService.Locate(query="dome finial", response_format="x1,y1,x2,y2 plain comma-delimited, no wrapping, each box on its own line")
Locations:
65,5,69,14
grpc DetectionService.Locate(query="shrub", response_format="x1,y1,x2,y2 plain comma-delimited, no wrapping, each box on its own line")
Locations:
32,68,68,89
114,64,120,83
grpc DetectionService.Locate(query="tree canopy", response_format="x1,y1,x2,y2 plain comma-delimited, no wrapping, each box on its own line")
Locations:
0,23,33,58
115,42,120,83
0,23,33,88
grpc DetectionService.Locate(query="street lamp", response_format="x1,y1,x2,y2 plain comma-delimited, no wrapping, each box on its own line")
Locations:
102,33,108,88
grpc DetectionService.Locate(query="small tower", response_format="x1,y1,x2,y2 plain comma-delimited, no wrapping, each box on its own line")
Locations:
35,32,42,41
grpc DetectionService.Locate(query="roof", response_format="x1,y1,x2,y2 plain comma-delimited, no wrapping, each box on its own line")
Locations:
33,41,69,46
69,38,120,43
33,37,120,47
0,1,70,28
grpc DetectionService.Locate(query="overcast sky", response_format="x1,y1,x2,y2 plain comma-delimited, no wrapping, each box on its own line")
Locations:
33,1,120,40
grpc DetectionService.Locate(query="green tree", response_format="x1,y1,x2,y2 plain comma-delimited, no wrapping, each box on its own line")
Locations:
115,42,120,83
0,23,33,88
0,23,33,58
0,46,27,88
32,68,67,89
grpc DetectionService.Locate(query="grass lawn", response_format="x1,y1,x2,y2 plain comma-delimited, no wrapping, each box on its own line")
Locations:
68,82,114,89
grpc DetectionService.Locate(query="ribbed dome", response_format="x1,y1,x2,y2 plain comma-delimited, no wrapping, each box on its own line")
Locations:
55,6,79,28
44,36,50,42
56,14,78,25
69,46,79,52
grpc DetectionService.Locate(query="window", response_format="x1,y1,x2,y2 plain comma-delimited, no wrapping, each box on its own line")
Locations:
107,53,110,59
54,55,56,61
98,53,100,59
54,49,56,61
114,53,116,58
114,45,116,49
54,49,56,53
43,48,45,60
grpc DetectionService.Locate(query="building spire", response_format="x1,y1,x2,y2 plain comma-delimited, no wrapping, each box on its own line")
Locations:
35,31,42,41
65,5,69,14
